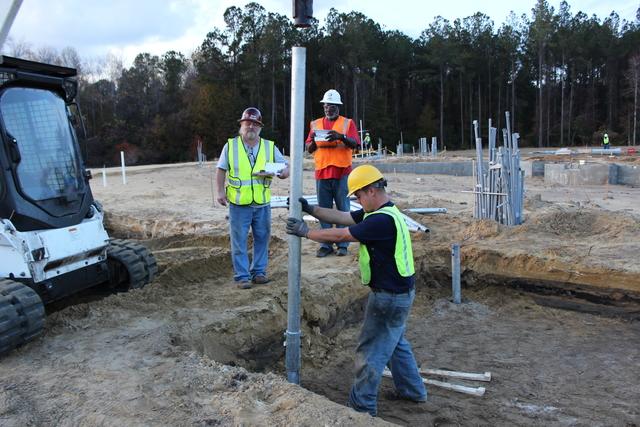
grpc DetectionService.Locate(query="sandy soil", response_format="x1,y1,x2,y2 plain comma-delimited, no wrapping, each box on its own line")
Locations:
1,154,639,426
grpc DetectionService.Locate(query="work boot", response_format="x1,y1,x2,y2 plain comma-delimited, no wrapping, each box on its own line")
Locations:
316,247,334,258
382,390,427,403
236,281,252,289
252,275,270,285
336,247,348,257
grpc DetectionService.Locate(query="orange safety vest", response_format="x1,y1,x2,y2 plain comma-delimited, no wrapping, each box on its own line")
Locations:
310,116,353,170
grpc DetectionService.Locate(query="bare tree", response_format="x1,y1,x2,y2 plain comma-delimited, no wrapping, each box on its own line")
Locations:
4,37,34,59
60,46,82,72
105,53,124,84
625,53,640,146
35,46,59,64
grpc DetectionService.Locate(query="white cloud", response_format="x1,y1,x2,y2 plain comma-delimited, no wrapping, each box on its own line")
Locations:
2,0,637,67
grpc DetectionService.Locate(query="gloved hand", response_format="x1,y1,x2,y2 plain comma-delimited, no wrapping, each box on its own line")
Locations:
286,218,309,238
343,138,357,149
299,197,315,215
307,140,317,153
326,130,344,141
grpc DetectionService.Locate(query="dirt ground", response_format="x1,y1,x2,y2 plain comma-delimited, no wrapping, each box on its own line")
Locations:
1,153,639,426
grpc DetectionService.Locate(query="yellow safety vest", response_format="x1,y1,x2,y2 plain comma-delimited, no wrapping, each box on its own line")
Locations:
226,137,275,205
358,205,415,285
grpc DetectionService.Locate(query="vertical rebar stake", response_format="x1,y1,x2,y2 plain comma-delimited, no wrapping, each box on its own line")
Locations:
452,243,461,304
120,151,126,185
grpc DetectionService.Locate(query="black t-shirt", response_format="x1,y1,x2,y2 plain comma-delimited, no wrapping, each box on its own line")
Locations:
349,201,415,292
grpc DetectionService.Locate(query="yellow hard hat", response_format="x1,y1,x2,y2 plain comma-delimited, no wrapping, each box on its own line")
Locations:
348,164,385,196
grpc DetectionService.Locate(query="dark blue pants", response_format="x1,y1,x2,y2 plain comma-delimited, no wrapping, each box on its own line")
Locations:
316,176,349,250
348,289,426,416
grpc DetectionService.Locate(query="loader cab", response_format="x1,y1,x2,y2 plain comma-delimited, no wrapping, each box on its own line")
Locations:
0,56,93,231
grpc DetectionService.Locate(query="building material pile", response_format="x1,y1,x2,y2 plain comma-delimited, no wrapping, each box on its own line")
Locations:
472,112,524,225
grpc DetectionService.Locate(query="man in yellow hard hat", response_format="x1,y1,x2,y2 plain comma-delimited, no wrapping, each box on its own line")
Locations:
286,164,426,417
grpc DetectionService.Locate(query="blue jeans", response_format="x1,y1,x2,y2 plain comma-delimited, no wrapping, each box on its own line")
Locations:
228,203,271,282
316,176,350,250
349,289,426,417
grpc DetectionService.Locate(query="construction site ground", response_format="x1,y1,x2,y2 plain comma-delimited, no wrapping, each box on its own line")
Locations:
1,154,639,426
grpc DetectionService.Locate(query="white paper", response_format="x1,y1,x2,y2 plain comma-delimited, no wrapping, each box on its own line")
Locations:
264,162,286,174
314,129,330,141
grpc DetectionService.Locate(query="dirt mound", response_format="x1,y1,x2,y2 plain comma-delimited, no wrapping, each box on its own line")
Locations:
456,219,502,241
524,208,639,238
524,193,554,210
105,213,225,239
144,234,230,250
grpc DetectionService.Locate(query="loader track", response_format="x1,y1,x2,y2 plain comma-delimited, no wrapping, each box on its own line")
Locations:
0,279,45,355
107,239,158,291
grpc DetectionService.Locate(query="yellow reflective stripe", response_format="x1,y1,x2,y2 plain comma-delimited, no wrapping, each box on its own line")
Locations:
394,211,413,274
381,206,414,276
230,179,253,186
231,137,240,176
358,244,371,285
266,141,273,162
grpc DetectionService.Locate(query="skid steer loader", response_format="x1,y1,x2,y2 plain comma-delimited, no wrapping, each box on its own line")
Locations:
0,56,158,354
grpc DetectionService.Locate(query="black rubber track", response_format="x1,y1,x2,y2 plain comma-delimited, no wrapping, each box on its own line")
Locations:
0,279,45,354
106,246,147,290
107,240,158,290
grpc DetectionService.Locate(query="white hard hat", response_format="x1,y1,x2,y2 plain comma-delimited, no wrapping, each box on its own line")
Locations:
320,89,342,105
604,133,608,137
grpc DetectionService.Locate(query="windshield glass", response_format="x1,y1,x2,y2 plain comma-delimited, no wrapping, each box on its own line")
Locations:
0,87,84,201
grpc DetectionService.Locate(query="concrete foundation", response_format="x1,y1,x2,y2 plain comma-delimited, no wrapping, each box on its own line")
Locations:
545,163,611,186
618,164,640,186
368,160,639,187
521,160,545,177
374,161,484,176
543,162,640,186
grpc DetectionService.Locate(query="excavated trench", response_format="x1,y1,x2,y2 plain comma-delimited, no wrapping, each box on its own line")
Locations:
93,221,640,425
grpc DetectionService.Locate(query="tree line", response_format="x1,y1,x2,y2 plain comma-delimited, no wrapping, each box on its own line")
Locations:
5,0,640,166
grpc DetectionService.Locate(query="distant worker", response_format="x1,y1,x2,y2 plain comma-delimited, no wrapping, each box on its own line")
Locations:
216,107,289,289
603,133,610,150
364,132,371,151
286,164,426,417
305,89,361,257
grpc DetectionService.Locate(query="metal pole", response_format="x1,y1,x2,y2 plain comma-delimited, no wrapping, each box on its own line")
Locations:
120,151,126,184
0,0,23,51
102,166,107,187
286,46,305,385
452,243,461,304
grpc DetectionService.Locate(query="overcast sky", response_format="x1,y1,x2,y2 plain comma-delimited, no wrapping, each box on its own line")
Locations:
2,0,638,67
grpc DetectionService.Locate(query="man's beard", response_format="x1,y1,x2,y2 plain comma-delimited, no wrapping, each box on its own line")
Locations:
244,130,258,141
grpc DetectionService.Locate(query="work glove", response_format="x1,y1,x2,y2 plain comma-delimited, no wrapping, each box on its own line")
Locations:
326,130,343,141
286,217,309,238
343,138,357,149
307,140,317,153
299,197,315,215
